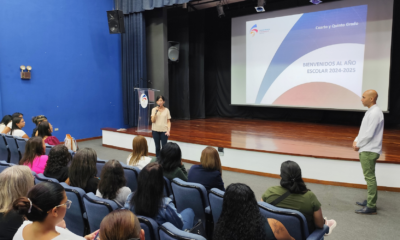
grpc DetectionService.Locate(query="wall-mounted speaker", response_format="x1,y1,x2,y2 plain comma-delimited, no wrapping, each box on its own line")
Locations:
107,10,125,34
168,41,180,62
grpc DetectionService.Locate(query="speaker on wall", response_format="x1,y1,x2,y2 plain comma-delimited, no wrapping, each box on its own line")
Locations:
107,10,125,34
168,41,180,62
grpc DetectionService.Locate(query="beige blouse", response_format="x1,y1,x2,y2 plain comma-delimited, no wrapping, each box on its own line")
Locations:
151,107,171,132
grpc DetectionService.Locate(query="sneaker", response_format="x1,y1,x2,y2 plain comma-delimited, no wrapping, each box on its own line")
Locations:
324,217,337,236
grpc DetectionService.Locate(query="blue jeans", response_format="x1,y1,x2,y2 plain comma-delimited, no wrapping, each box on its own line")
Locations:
180,208,195,230
152,131,168,157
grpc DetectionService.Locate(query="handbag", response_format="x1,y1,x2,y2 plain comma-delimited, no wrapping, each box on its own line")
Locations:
186,219,207,238
64,134,78,152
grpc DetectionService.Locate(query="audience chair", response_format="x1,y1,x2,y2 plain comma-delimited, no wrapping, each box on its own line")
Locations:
159,222,207,240
208,188,224,225
164,176,173,198
0,160,12,173
258,201,329,240
83,192,120,232
171,178,210,229
45,144,53,155
60,183,88,236
120,162,140,192
15,137,27,157
96,159,107,177
34,173,59,185
4,135,20,164
137,215,160,240
0,134,9,162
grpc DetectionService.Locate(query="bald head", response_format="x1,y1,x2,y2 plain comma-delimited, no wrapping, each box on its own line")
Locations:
361,89,378,108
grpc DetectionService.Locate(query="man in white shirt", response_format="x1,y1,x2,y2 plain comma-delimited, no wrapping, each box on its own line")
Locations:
353,90,383,215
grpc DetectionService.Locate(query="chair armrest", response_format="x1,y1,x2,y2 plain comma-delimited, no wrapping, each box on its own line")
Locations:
205,206,211,214
307,225,329,240
160,222,207,240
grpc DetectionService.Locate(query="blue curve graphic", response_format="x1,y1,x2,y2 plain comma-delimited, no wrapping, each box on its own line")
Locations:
255,5,368,103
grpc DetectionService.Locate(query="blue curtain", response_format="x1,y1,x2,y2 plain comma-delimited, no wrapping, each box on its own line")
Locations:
122,13,147,127
119,0,191,14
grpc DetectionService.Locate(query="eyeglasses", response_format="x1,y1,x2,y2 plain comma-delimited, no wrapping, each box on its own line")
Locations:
47,200,72,213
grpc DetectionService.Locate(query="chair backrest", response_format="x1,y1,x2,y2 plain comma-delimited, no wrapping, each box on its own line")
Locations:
258,201,309,240
96,159,107,177
163,177,173,197
34,173,60,185
15,137,27,157
171,178,209,229
138,215,160,240
0,134,9,162
0,160,11,173
159,222,207,240
4,135,20,164
60,183,87,236
45,145,53,155
83,192,120,232
208,188,224,225
120,162,140,192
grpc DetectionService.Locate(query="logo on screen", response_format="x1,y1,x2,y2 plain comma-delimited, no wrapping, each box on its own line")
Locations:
250,24,258,37
141,94,148,108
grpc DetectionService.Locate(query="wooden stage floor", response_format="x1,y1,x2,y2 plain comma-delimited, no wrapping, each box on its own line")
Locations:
102,118,400,164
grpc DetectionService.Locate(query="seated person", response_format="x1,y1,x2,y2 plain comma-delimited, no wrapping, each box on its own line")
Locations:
96,160,131,207
125,163,195,230
99,209,145,240
68,148,100,194
44,145,72,183
9,116,29,139
214,183,294,240
151,142,188,181
188,146,225,191
127,135,155,170
37,121,60,145
31,115,47,137
20,137,48,174
0,112,23,134
0,165,34,240
12,182,99,240
0,115,12,133
262,160,336,236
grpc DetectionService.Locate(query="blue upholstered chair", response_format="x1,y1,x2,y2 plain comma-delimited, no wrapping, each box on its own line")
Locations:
163,176,173,198
45,145,53,155
96,159,107,177
258,201,329,240
208,188,224,225
34,173,59,185
15,137,27,157
171,178,210,229
0,134,9,162
120,162,140,192
137,215,160,240
159,222,207,240
83,192,120,232
0,160,11,173
4,135,20,164
60,183,88,236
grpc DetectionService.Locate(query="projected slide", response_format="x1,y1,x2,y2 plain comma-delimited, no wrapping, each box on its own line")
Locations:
246,5,368,109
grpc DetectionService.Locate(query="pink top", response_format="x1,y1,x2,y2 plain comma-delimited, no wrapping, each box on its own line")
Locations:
44,136,61,146
24,155,49,174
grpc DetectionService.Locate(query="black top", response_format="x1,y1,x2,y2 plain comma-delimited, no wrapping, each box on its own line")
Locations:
188,165,225,191
31,127,38,137
264,219,277,240
44,166,69,183
84,177,100,194
0,210,24,240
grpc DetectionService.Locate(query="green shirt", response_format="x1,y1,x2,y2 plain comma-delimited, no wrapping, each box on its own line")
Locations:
262,186,321,233
150,158,188,181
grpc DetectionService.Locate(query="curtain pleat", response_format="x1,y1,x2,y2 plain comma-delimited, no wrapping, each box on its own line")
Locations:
122,13,147,127
118,0,191,14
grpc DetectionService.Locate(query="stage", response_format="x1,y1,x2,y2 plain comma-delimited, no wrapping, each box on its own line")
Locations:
102,118,400,191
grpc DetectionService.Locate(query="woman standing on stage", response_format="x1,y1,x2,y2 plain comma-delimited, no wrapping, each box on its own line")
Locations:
151,95,171,157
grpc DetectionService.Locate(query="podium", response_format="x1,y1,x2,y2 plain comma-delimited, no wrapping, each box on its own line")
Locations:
134,88,160,132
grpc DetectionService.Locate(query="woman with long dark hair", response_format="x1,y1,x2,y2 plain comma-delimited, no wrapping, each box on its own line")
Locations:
0,114,12,133
20,137,48,174
12,182,98,240
99,209,144,240
124,162,195,230
44,145,72,182
151,95,171,157
10,116,29,139
0,112,23,134
188,146,225,191
262,160,336,236
151,142,187,181
31,115,47,137
96,160,131,206
68,148,99,194
38,121,60,145
214,183,294,240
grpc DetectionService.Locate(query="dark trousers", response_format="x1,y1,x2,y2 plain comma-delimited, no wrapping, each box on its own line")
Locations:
152,131,168,157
